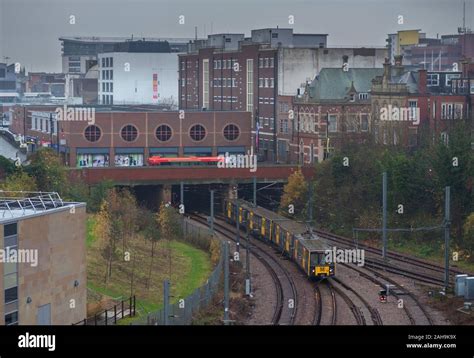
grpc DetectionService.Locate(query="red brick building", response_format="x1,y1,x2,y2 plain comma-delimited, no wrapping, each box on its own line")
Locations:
9,105,252,168
179,29,387,163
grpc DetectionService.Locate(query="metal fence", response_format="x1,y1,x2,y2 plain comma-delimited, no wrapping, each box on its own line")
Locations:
74,296,136,325
132,218,224,325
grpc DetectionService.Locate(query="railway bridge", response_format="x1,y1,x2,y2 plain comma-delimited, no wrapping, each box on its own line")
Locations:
68,164,315,210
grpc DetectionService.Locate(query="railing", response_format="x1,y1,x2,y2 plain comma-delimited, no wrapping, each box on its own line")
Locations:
132,219,223,325
74,296,136,325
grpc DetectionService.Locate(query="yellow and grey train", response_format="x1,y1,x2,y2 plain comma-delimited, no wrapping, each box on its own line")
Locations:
224,199,335,279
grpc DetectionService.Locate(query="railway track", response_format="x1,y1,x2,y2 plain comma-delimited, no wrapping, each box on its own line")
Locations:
313,229,458,286
314,280,337,325
346,264,434,325
331,277,383,325
190,213,298,325
326,279,366,325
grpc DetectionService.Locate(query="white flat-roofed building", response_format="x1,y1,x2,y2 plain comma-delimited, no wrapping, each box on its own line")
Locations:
98,52,179,106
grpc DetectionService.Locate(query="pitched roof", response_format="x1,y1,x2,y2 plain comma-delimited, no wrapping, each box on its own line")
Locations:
309,68,384,100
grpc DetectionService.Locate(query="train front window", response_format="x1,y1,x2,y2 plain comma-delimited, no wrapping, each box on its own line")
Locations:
310,252,327,266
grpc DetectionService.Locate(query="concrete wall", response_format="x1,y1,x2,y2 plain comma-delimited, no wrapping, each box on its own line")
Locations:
99,52,179,105
13,205,87,325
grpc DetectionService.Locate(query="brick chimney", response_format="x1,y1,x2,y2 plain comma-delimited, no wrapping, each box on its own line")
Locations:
383,57,391,86
418,69,427,95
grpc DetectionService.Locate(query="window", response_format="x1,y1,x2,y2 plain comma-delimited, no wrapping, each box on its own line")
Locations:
445,73,460,86
409,100,418,121
121,125,138,142
441,103,454,119
155,125,172,142
225,38,231,43
346,114,357,132
271,33,278,38
259,78,263,88
246,59,254,113
5,311,18,325
102,58,106,67
328,114,337,132
84,125,101,142
181,61,185,70
349,94,355,102
110,57,113,67
269,58,274,68
264,58,268,68
361,114,369,131
427,73,439,86
264,78,269,88
269,78,274,88
190,124,206,141
454,103,463,119
359,93,368,100
259,58,263,68
4,287,17,304
223,124,240,141
441,132,449,146
202,59,209,108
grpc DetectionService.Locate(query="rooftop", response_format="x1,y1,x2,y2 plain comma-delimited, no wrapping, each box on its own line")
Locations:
59,36,199,44
0,191,85,222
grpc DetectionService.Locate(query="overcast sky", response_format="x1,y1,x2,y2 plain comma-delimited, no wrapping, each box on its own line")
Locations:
0,0,472,73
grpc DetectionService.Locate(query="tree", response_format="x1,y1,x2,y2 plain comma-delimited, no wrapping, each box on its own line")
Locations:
88,180,114,213
157,201,181,279
0,171,37,194
463,213,474,262
25,148,66,193
0,155,17,180
139,208,161,289
279,168,308,219
94,201,113,284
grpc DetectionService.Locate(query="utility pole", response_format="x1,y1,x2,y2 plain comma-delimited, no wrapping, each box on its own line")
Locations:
253,176,257,207
209,189,214,235
235,201,240,254
245,219,251,296
382,172,388,260
308,180,313,226
180,182,184,208
163,280,170,325
444,186,451,291
223,241,230,324
49,112,53,149
56,115,60,155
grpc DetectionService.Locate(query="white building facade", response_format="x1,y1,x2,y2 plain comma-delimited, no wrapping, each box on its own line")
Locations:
98,52,179,106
